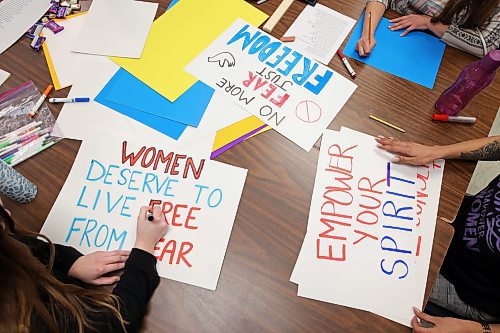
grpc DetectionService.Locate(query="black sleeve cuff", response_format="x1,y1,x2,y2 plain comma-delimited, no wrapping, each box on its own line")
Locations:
53,244,84,274
127,248,159,275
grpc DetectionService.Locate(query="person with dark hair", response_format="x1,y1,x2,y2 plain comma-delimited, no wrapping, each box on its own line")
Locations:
376,135,500,333
0,201,168,333
356,0,500,58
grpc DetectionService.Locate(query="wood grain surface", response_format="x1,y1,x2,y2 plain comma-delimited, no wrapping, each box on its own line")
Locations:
0,0,498,332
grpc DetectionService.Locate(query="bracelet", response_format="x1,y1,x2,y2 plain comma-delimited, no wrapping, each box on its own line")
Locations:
481,322,492,333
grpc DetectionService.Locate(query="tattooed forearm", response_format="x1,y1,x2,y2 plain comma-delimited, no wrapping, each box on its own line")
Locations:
460,140,500,161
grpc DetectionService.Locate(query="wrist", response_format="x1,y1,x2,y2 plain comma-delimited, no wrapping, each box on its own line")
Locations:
134,241,155,255
463,320,482,333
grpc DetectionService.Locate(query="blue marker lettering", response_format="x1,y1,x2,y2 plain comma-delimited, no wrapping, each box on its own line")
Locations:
305,70,333,95
227,24,261,50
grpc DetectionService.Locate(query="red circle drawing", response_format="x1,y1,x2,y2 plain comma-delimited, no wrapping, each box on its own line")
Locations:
295,100,322,123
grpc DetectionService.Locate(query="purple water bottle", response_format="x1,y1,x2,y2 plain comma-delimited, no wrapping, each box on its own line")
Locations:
435,50,500,115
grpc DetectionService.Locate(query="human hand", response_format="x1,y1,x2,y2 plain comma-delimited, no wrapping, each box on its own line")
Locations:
375,136,442,165
68,250,130,285
355,35,376,57
389,14,432,36
411,307,482,333
135,205,168,254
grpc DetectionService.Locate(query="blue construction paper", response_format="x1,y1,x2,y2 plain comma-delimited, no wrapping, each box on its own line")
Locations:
344,12,446,89
99,69,214,127
167,0,179,10
95,90,187,140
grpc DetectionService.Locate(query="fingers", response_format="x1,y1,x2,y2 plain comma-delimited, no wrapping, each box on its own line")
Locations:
138,206,149,222
377,141,413,156
357,41,366,56
413,307,436,323
411,315,430,333
389,21,410,31
152,205,163,221
106,250,131,257
105,254,129,264
401,26,414,36
105,262,127,272
389,15,408,23
94,275,121,286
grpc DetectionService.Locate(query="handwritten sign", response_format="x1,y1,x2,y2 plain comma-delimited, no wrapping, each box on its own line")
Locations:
185,19,357,151
290,128,444,326
41,134,247,290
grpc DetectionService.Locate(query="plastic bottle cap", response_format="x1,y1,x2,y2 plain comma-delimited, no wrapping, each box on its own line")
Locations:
480,50,500,72
432,114,448,122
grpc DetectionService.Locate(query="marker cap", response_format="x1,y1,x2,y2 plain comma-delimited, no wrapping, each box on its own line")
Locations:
432,114,448,122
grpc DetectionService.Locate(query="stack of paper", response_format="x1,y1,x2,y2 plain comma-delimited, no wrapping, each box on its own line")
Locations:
291,128,444,326
71,0,158,58
0,0,51,54
284,4,356,64
49,0,270,157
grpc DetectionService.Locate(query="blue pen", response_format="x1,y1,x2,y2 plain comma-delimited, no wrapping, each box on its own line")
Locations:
49,97,91,103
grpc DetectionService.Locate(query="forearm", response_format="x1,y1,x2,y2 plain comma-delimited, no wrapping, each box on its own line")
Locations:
435,136,500,161
460,321,500,333
362,1,386,38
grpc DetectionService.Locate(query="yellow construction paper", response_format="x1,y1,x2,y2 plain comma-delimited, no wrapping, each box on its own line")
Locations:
111,0,267,102
212,116,270,152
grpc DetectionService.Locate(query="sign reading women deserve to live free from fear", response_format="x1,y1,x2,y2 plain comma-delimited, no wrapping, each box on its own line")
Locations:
41,134,247,290
185,19,357,151
291,128,444,326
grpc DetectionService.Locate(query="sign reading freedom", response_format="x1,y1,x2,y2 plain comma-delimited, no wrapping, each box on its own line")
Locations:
185,18,357,151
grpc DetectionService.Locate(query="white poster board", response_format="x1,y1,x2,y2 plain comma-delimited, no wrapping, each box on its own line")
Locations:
185,19,357,151
41,134,247,290
291,128,444,326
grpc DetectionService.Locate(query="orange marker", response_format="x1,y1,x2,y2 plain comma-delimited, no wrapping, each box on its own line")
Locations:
280,36,295,43
28,84,53,118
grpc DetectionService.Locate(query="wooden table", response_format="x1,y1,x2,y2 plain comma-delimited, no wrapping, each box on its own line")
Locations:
1,0,498,332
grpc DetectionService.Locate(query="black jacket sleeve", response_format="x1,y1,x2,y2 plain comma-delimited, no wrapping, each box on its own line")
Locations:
17,236,83,274
112,248,160,333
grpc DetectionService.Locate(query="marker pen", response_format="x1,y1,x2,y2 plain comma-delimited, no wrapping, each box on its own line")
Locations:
432,114,476,124
29,84,53,118
146,209,154,221
337,49,357,78
49,97,91,103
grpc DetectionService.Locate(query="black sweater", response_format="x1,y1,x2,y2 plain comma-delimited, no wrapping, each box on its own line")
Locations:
22,237,159,333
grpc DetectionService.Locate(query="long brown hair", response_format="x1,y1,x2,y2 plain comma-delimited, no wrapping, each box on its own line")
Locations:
431,0,499,29
0,205,126,333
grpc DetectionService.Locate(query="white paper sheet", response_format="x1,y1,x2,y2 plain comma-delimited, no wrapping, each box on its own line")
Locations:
0,69,10,86
0,0,51,54
284,4,356,65
291,128,445,327
42,13,104,90
41,134,247,290
185,19,357,151
71,0,157,58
